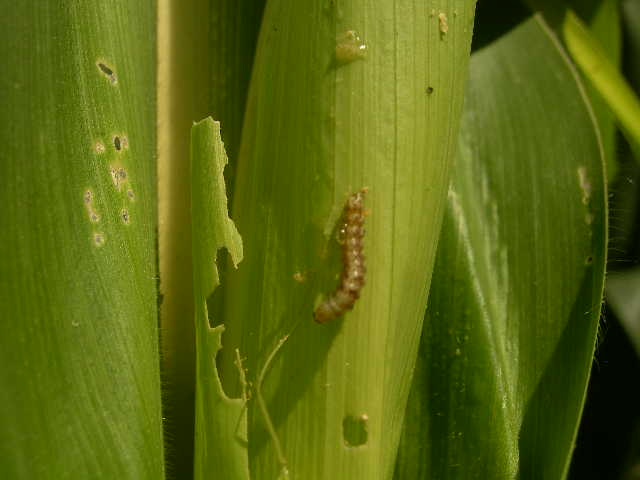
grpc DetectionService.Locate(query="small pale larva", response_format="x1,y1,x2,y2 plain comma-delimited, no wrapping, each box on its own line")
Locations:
314,187,368,324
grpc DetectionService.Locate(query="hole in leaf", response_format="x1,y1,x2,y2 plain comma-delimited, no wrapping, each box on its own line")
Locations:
343,414,368,447
207,248,241,397
207,248,232,329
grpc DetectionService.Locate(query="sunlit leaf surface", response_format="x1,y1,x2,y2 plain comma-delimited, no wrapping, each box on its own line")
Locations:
217,1,477,479
0,2,163,478
396,15,606,480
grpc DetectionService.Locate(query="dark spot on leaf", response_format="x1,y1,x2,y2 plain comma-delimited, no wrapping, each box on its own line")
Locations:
93,233,105,247
98,63,113,76
97,62,117,84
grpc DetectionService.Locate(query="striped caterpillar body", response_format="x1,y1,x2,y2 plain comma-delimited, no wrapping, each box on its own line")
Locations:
314,188,368,324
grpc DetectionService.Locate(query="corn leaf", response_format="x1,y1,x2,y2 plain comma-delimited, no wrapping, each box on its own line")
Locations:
191,118,247,480
156,2,265,473
216,1,477,479
0,2,163,478
607,269,640,358
396,15,606,480
562,9,640,158
526,0,622,180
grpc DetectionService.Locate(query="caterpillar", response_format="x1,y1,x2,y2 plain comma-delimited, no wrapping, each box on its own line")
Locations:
314,187,368,324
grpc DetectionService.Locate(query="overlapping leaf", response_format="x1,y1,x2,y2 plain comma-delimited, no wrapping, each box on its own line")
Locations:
396,16,606,480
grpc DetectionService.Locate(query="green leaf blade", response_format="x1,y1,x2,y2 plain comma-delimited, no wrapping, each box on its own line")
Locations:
396,15,606,480
217,1,477,479
0,2,162,478
607,268,640,358
563,9,640,157
191,118,247,480
156,3,265,473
